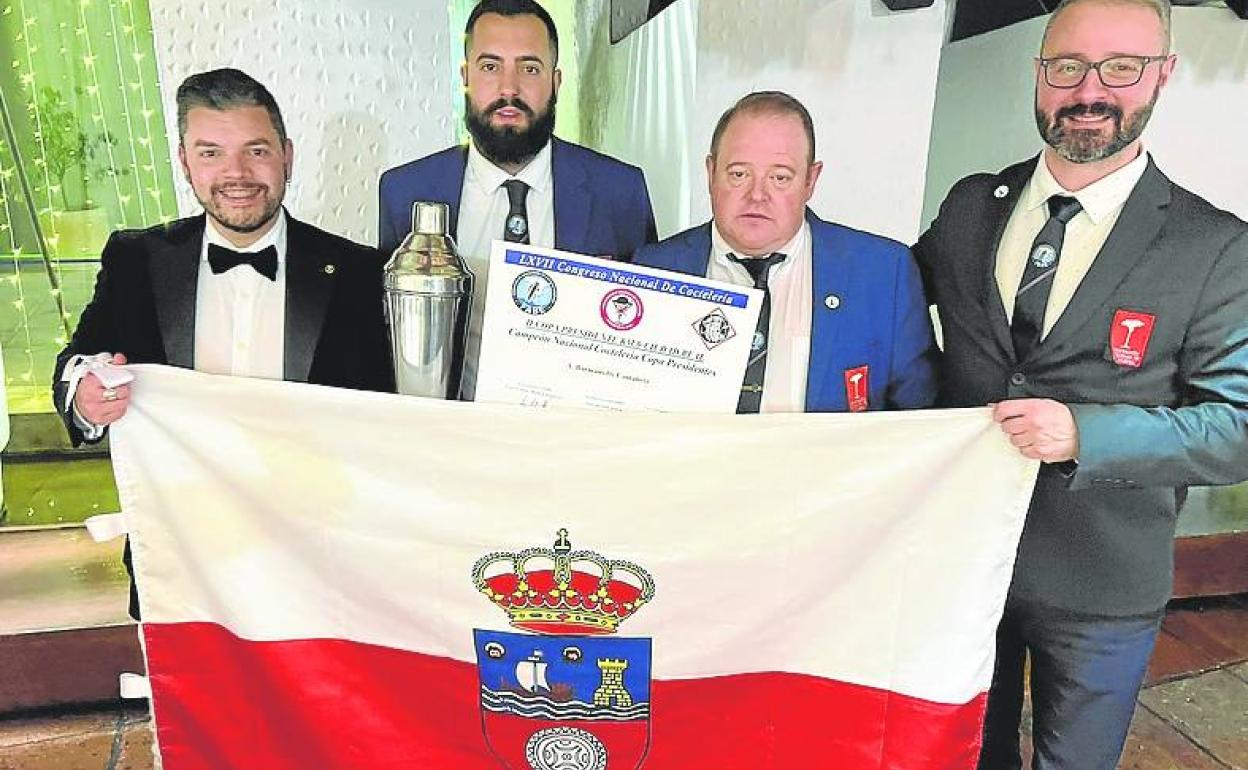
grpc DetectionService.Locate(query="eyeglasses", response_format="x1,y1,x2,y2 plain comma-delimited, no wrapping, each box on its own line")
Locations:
1038,55,1169,89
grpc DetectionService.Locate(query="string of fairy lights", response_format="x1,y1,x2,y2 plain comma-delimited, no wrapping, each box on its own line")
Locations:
0,0,176,414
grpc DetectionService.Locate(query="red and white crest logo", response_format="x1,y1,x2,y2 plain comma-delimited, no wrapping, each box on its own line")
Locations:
844,366,870,412
1109,309,1156,368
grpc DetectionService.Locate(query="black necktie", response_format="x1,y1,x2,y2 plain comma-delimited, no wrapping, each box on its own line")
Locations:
502,179,530,244
1011,195,1082,361
207,243,278,281
729,252,787,414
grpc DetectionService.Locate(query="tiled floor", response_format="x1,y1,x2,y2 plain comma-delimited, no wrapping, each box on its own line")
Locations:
1,597,1244,769
0,706,151,770
1016,594,1248,769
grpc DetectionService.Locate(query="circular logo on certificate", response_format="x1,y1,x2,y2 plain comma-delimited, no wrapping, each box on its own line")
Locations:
512,271,557,315
692,308,736,349
600,288,644,331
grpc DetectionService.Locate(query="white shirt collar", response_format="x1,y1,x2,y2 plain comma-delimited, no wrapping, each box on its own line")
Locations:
466,139,554,197
1024,149,1150,225
203,209,287,259
710,219,809,271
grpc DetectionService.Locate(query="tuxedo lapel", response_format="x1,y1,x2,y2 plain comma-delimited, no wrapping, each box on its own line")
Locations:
148,216,203,368
551,138,591,252
283,216,334,383
1041,160,1171,353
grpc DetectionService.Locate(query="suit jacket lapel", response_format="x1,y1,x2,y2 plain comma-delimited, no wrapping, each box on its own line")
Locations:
1042,159,1171,353
551,138,591,252
149,216,203,368
978,161,1035,361
447,145,468,239
284,215,333,382
680,224,713,275
805,212,840,404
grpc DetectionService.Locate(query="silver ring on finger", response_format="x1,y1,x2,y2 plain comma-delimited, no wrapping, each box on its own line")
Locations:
102,387,118,402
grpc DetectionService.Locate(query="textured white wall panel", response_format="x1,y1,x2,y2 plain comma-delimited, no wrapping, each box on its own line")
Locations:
691,0,948,244
150,0,455,245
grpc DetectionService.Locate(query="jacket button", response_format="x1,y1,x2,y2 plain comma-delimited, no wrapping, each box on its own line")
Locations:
1010,372,1026,386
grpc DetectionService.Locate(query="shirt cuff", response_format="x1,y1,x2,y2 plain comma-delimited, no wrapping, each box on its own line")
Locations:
71,401,106,441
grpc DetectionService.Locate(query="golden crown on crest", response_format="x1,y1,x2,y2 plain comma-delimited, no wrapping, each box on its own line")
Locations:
472,529,656,636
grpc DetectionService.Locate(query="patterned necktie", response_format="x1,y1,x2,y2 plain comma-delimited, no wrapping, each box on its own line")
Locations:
502,179,530,244
729,252,787,414
1011,195,1082,361
207,243,278,281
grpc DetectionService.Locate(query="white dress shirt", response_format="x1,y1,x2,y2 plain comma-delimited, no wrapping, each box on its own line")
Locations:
194,211,287,379
996,150,1149,335
708,222,813,413
456,141,556,400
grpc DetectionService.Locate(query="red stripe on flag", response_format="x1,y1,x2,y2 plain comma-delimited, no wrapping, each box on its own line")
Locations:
144,622,985,769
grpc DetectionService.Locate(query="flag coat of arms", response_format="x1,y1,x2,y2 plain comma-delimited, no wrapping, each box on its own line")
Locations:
106,366,1036,769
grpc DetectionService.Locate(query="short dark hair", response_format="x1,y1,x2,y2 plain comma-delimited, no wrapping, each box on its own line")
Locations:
465,0,559,65
175,68,288,145
709,91,817,167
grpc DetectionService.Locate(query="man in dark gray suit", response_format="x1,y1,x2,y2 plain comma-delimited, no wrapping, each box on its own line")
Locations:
915,0,1248,767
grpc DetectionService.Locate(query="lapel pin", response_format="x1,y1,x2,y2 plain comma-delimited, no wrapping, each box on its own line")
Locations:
994,185,1009,199
824,294,841,310
323,264,336,275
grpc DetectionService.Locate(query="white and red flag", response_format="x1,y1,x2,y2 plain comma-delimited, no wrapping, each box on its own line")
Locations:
107,365,1036,770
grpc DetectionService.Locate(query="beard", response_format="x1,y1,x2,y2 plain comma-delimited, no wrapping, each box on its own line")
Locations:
465,92,557,168
197,182,284,236
1035,86,1159,164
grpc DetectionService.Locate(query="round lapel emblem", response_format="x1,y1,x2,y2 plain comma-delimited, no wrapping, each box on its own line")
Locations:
1030,244,1058,269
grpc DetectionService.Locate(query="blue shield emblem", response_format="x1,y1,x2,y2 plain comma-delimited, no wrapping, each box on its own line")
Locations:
475,630,652,769
472,530,657,769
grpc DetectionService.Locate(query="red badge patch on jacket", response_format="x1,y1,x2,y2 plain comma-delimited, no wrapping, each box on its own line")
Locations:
844,366,870,412
1109,309,1156,368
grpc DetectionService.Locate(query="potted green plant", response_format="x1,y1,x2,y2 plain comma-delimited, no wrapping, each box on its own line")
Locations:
28,85,125,258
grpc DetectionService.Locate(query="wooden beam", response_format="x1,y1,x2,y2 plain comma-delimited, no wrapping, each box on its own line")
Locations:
1173,531,1248,599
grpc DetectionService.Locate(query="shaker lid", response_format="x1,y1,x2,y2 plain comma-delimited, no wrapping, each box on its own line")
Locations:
412,202,450,236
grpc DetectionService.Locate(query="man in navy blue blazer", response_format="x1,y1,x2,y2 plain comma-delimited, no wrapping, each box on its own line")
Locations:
634,92,936,413
378,0,655,399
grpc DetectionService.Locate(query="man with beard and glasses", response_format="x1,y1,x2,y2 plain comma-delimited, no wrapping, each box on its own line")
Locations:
54,69,394,616
914,1,1248,767
378,0,657,400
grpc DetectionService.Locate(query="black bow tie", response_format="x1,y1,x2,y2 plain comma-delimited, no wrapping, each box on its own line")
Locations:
207,243,278,281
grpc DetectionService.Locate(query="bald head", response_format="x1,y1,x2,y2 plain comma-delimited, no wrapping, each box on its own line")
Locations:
1043,0,1171,54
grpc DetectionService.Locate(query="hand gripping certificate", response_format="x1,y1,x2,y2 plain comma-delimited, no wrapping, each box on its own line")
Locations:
474,242,762,413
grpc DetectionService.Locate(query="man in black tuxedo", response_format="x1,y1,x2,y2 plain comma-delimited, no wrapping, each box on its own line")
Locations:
54,68,392,447
915,1,1248,767
53,69,393,617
